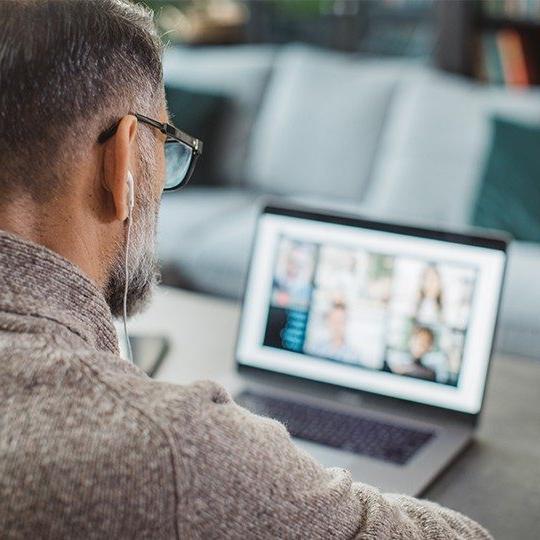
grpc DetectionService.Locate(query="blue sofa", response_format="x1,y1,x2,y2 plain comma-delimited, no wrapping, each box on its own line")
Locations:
158,43,540,359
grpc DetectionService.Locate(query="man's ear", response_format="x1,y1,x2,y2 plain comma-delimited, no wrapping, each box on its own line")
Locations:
102,115,138,221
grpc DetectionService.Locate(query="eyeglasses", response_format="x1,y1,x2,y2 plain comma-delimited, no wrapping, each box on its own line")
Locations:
97,113,203,191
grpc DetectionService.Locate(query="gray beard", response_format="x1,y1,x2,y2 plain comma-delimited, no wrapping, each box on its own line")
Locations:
104,199,161,319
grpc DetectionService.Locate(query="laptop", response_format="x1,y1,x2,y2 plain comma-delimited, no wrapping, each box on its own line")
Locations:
224,202,508,496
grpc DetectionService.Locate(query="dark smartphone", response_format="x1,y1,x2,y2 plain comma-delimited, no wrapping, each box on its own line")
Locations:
128,335,170,378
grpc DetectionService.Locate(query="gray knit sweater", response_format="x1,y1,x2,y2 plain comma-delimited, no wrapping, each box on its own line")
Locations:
0,229,492,539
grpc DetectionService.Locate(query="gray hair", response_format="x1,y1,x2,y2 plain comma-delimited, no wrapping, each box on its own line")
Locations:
0,0,163,201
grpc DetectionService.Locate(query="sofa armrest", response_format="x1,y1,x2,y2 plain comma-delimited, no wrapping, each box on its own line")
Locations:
497,241,540,358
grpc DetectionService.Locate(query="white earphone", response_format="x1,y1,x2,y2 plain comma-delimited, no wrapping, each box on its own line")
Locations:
123,170,134,363
126,170,135,215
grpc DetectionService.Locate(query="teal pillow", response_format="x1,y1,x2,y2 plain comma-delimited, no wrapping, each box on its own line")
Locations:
473,116,540,242
164,85,227,185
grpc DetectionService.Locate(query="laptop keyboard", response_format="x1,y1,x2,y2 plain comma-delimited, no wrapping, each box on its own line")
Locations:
235,390,434,466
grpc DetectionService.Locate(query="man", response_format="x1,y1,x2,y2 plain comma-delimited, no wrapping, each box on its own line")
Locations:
0,1,491,538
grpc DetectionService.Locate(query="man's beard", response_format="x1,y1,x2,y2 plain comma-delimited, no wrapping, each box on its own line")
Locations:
104,177,161,319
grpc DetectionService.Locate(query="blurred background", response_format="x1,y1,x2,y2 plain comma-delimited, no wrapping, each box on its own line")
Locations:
142,0,540,360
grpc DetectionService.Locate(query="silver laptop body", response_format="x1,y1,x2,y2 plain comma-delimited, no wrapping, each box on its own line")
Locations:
223,202,508,496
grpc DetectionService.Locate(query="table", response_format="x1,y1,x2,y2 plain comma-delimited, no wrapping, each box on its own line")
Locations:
128,286,540,540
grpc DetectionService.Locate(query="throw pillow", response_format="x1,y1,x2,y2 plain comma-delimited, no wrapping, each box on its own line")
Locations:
473,116,540,242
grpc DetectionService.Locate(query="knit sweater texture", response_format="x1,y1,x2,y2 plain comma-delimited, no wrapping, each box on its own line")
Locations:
0,229,492,539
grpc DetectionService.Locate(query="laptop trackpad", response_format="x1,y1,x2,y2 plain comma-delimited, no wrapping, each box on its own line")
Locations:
292,437,410,493
293,437,359,470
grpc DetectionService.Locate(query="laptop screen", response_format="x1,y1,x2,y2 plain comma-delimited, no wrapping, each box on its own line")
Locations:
237,205,507,415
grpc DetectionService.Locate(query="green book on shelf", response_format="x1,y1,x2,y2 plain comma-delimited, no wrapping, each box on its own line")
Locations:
482,33,505,85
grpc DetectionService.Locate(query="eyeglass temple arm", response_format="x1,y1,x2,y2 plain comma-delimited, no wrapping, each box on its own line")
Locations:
98,113,203,155
97,114,163,144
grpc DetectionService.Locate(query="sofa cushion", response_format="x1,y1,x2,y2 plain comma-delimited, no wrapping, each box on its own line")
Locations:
246,45,418,201
163,45,276,187
365,70,540,227
473,116,540,242
176,203,261,298
157,187,258,290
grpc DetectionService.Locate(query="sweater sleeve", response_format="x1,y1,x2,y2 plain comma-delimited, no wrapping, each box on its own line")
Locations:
173,381,492,540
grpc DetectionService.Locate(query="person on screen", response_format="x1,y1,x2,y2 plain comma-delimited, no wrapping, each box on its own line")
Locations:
310,300,358,364
272,242,313,308
0,1,491,537
416,264,444,324
393,326,438,382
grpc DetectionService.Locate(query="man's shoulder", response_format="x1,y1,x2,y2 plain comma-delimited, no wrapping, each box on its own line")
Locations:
0,343,202,536
71,347,232,433
2,332,231,454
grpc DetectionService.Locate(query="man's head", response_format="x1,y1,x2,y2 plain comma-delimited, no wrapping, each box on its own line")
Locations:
0,0,166,316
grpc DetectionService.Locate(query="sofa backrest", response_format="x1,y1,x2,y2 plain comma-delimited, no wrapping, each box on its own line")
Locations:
164,43,540,226
365,70,540,227
163,45,276,187
244,45,421,201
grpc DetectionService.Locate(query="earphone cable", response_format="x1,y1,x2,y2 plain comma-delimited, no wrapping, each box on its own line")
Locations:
123,213,134,363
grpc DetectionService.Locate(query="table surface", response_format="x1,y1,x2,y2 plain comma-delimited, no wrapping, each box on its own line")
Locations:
127,286,540,540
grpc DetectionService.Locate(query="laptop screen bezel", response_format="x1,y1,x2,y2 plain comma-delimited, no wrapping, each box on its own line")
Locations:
235,201,509,425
